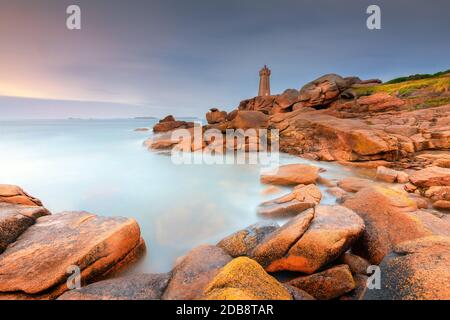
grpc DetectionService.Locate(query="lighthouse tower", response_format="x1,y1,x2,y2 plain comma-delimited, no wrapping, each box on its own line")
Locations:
258,65,271,97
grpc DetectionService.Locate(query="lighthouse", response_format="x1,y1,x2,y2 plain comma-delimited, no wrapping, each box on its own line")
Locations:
258,65,271,97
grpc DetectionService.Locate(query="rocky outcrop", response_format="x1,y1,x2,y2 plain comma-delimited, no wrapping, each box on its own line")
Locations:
257,184,321,218
287,265,355,300
0,185,43,206
0,211,144,299
162,245,232,300
58,273,170,300
228,110,269,130
409,166,450,188
153,115,194,133
296,74,353,109
260,164,319,186
203,257,292,300
217,221,279,257
251,209,314,269
270,101,450,162
364,236,450,300
343,186,450,264
206,108,228,124
252,206,364,274
0,203,50,253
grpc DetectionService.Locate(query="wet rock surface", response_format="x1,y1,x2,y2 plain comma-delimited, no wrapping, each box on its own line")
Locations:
162,245,232,300
58,273,170,300
364,236,450,300
0,211,143,299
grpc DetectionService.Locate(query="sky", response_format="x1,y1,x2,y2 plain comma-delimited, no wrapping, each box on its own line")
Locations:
0,0,449,119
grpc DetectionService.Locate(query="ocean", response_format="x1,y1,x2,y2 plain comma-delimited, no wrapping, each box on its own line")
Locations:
0,119,359,273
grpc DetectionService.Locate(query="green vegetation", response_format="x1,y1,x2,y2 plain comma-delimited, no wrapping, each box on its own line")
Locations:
386,69,450,84
353,76,450,98
412,96,450,110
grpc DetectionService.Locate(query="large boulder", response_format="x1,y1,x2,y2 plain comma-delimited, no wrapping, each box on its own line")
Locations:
364,236,450,300
153,115,194,133
217,221,279,257
228,111,269,130
343,186,450,264
0,211,144,299
272,89,300,113
260,164,319,186
0,203,50,253
251,209,314,269
58,273,170,300
257,184,322,218
162,245,232,300
409,166,450,187
206,108,228,124
297,74,350,109
0,185,43,206
203,257,292,300
253,206,364,274
238,96,277,114
287,265,355,300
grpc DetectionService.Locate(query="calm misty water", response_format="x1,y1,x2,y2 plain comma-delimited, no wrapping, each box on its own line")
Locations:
0,119,362,273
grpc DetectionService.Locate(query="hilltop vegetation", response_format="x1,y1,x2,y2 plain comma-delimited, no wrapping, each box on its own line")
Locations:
353,71,450,110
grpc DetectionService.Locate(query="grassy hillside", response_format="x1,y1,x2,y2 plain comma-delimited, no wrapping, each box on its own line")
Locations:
353,72,450,110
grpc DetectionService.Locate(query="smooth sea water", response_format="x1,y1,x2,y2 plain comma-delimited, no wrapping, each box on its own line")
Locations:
0,119,364,273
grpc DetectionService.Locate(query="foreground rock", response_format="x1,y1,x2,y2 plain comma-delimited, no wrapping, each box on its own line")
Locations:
0,211,144,299
0,203,50,253
287,265,355,300
162,245,232,300
343,186,450,264
0,184,43,206
251,209,314,270
253,206,364,274
217,222,279,257
364,236,450,300
58,273,170,300
257,184,321,218
203,257,292,300
260,164,319,186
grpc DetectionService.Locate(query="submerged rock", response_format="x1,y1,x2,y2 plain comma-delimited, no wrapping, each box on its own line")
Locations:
288,265,355,300
257,184,322,218
162,245,232,300
337,177,373,193
58,273,170,300
260,164,319,186
203,257,292,300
